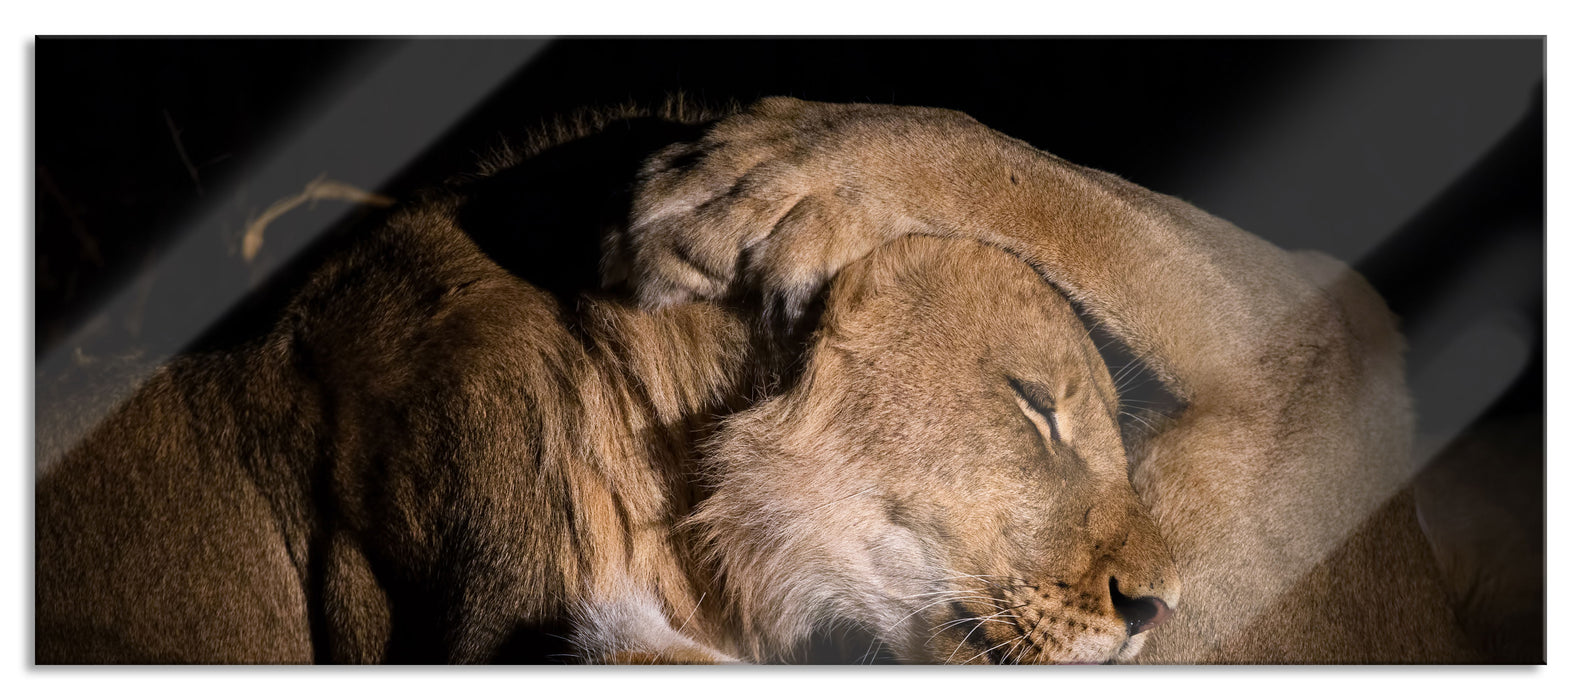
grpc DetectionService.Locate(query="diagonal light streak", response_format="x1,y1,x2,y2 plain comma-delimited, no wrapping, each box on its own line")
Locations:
37,39,547,471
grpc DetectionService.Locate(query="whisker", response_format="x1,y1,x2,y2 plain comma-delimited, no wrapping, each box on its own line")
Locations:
931,570,1034,588
865,570,1039,665
862,592,993,664
891,589,1002,601
927,602,1032,658
964,635,1024,665
676,590,707,635
999,634,1030,665
926,610,1017,638
1110,356,1144,385
1092,335,1123,355
945,611,1019,664
1119,405,1172,430
1015,636,1039,664
1119,411,1160,433
811,486,877,513
1118,397,1166,408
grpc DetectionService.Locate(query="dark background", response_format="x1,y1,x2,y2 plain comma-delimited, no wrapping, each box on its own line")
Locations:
33,38,1545,660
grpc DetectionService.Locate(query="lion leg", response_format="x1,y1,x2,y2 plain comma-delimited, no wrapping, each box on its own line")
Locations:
1127,250,1481,662
625,98,1355,404
321,528,392,663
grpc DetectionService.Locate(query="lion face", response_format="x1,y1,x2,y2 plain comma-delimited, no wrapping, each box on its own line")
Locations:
693,237,1181,663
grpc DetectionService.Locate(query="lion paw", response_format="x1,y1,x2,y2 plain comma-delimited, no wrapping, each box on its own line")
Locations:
608,97,985,324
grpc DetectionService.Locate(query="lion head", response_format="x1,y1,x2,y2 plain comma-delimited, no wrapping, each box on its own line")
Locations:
689,236,1181,663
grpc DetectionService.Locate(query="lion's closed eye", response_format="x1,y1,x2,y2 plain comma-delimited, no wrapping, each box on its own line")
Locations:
1009,377,1064,444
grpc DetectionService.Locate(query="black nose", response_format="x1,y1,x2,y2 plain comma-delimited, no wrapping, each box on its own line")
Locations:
1109,577,1174,636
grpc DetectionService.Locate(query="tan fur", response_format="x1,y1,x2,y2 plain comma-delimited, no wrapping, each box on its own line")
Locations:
36,98,1177,664
37,104,760,663
38,95,1485,664
690,237,1179,663
615,97,1488,662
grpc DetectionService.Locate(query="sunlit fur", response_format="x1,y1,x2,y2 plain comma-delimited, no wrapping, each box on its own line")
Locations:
618,97,1489,662
37,96,1488,664
690,237,1178,663
35,99,1177,664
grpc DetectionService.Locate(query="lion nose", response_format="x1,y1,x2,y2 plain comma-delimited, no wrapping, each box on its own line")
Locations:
1109,577,1174,636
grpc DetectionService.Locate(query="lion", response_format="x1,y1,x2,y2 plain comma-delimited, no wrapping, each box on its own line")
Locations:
611,97,1491,663
38,93,1499,664
689,235,1180,663
36,101,1180,664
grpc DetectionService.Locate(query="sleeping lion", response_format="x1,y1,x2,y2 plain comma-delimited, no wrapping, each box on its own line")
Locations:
36,98,1480,663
